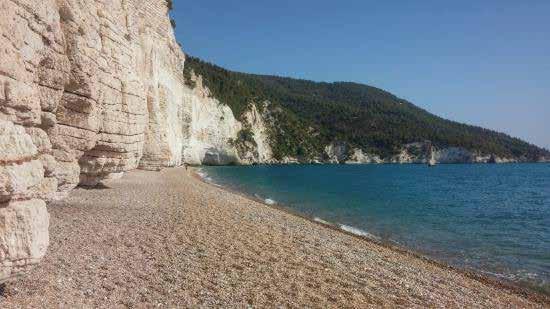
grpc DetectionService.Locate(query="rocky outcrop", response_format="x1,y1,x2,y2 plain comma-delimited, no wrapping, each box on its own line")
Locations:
180,75,274,166
180,74,241,166
0,121,50,282
345,149,383,164
324,143,383,164
432,146,516,164
324,142,349,163
434,147,477,164
238,103,274,164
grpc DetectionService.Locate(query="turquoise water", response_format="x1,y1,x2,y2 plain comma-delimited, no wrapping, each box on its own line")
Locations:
199,164,550,293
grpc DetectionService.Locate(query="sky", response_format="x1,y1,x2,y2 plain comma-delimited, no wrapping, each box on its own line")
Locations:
171,0,550,149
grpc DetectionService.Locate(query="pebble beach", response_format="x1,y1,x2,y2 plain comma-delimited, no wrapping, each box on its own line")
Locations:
1,167,547,308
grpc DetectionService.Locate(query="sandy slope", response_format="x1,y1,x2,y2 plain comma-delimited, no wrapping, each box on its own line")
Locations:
0,167,546,308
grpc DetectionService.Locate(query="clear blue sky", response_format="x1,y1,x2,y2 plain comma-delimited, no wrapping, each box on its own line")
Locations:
171,0,550,149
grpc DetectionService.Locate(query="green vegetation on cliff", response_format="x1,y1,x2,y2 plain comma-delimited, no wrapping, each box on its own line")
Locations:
184,56,549,161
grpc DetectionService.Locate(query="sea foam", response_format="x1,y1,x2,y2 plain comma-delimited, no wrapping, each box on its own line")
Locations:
253,194,276,205
196,168,207,178
195,169,218,185
264,198,276,205
314,217,331,225
340,224,379,240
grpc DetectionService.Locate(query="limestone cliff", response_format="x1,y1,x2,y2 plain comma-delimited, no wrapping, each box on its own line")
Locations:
0,0,275,282
180,75,274,166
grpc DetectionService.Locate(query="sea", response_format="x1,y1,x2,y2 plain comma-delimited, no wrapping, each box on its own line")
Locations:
197,163,550,294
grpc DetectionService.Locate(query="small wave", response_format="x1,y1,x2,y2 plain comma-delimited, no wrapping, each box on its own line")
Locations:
340,224,379,240
264,198,276,205
196,169,207,179
496,270,540,282
195,169,220,186
314,217,331,225
252,194,276,205
478,269,548,292
203,176,221,186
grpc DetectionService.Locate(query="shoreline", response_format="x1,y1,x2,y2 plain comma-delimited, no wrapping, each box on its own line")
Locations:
221,161,550,166
1,167,548,307
191,166,550,304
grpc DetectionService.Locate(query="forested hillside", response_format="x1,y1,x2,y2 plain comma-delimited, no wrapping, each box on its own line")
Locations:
184,56,548,161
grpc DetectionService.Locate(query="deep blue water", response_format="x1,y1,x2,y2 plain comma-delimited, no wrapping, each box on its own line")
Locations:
199,164,550,292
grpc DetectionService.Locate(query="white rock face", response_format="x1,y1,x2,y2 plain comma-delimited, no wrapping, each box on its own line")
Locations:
391,143,518,164
180,75,241,166
179,78,274,166
322,141,519,165
389,142,430,164
238,103,274,164
324,142,348,163
0,0,279,281
345,149,383,164
433,147,475,164
0,200,49,283
0,120,49,282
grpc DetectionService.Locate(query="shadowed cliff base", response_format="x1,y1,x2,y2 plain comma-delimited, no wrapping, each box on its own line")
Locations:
0,168,547,308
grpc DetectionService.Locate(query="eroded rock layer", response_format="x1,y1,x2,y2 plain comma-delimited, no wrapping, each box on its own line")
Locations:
1,0,267,282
